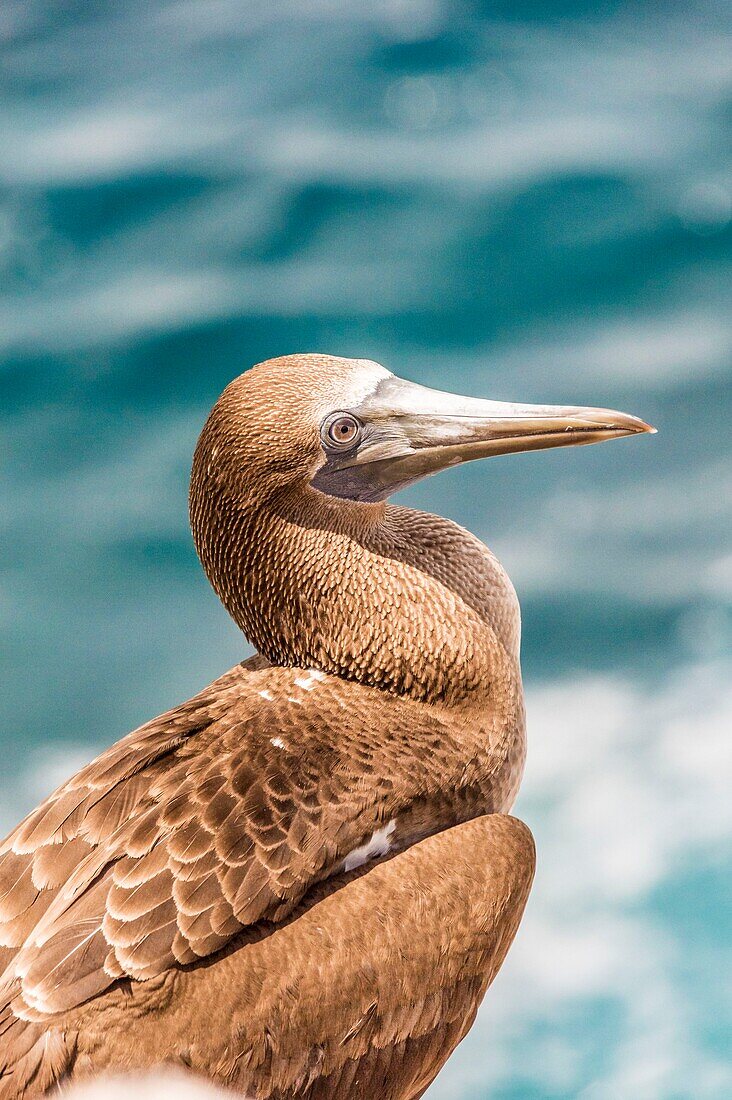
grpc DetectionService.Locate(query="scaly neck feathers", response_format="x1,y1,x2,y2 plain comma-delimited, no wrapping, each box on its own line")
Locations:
190,452,521,707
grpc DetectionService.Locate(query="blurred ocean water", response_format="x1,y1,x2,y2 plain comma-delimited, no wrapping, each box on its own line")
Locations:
1,2,730,1097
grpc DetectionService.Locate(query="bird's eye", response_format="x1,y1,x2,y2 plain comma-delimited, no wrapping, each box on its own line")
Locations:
322,413,362,450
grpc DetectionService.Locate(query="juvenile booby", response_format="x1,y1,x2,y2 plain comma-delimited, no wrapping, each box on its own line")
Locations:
0,355,653,1098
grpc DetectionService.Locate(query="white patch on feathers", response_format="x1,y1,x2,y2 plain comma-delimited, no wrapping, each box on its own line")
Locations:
342,820,397,873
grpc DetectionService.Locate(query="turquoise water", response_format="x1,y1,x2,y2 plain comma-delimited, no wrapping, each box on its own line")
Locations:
1,2,730,1096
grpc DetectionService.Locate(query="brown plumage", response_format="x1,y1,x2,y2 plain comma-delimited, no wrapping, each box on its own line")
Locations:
0,355,653,1097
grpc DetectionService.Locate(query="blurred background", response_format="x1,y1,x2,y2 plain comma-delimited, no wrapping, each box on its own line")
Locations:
1,1,730,1097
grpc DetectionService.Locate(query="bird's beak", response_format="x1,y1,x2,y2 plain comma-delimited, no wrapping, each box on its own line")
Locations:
313,375,656,503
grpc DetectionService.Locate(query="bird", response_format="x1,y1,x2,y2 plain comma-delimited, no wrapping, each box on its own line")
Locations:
0,354,653,1099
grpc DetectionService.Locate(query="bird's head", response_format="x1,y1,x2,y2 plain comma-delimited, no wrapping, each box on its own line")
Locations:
190,353,654,695
191,352,654,508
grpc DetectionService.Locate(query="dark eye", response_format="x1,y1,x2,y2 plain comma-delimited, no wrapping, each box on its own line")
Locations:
322,413,362,450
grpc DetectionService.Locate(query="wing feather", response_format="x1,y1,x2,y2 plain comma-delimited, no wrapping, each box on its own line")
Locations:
0,659,450,1025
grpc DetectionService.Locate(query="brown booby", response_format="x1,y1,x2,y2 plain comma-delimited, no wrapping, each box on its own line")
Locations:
0,355,653,1099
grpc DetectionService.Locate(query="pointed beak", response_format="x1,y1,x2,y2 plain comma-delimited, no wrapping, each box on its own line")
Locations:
312,375,656,503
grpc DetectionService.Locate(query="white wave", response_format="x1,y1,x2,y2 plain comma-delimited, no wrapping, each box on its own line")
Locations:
0,254,426,354
494,308,732,390
491,457,732,603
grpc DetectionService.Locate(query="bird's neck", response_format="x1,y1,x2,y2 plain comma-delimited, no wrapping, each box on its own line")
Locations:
193,481,521,707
